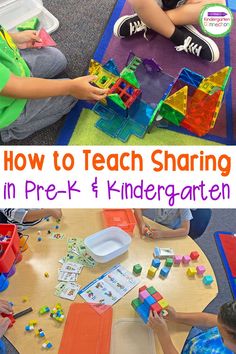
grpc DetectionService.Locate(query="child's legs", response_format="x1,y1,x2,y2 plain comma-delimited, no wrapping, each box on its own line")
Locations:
0,85,77,142
20,47,67,79
166,0,226,25
189,209,212,239
128,0,176,37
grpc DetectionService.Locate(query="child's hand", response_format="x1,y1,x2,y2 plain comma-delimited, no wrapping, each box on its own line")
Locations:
0,300,13,315
70,76,109,101
47,209,62,220
149,229,164,239
148,311,169,333
164,306,178,322
11,31,42,48
0,316,11,337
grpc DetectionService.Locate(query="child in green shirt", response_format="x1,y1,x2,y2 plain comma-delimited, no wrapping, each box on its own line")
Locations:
0,27,108,142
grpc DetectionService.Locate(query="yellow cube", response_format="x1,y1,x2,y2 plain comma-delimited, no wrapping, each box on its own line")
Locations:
158,299,169,309
187,267,197,277
147,266,157,278
29,320,37,326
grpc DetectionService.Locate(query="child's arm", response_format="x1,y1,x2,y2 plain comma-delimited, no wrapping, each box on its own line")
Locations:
151,220,190,239
23,209,62,222
1,74,108,101
166,306,218,328
133,209,147,235
148,312,179,354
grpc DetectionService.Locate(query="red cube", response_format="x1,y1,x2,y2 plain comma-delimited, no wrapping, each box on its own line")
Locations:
190,251,200,260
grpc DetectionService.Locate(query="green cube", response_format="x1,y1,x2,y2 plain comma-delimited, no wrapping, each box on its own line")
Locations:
133,264,142,275
165,258,173,267
131,298,142,310
17,17,40,31
147,286,157,295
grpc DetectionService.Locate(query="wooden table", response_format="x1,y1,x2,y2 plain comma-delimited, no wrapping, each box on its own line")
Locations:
2,209,218,353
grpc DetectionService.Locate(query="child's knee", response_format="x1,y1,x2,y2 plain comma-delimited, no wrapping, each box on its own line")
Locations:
53,49,67,72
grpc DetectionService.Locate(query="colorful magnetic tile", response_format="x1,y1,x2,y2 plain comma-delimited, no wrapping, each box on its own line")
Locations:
17,17,39,31
196,265,206,275
203,67,232,90
152,259,161,268
108,78,141,109
178,68,204,88
163,86,188,116
102,59,120,76
120,68,140,88
159,102,184,126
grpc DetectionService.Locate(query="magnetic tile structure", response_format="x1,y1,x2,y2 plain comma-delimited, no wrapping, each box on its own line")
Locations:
89,53,232,141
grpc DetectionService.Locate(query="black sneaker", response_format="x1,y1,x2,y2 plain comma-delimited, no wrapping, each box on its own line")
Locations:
175,25,220,62
113,14,147,38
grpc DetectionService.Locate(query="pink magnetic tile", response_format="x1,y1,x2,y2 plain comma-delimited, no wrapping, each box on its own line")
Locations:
34,28,57,48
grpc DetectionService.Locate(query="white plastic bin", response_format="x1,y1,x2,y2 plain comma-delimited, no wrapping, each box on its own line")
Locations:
84,227,132,263
0,0,59,33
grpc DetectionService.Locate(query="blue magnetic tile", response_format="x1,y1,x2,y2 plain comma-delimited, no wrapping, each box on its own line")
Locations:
102,59,120,76
178,68,204,88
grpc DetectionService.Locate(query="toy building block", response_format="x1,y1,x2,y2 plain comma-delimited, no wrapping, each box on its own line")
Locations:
150,302,162,314
165,258,173,267
144,226,152,238
139,290,150,302
139,285,147,293
108,78,141,109
196,265,206,275
39,306,50,315
163,86,188,116
133,264,142,275
147,286,157,295
120,68,140,88
42,340,53,349
17,17,40,31
44,272,49,278
173,255,182,265
160,267,170,278
22,296,28,303
152,259,161,269
50,303,64,323
29,320,37,326
182,255,191,265
190,251,200,260
203,275,214,286
136,304,150,323
103,59,120,76
158,299,169,309
38,237,42,241
25,325,34,332
131,298,142,310
178,68,204,88
152,292,163,302
143,296,156,308
147,266,157,278
186,267,197,277
35,328,45,337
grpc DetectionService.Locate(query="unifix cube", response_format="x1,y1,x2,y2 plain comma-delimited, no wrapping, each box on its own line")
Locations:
139,285,147,293
131,298,142,310
173,255,182,265
139,290,150,302
190,251,200,260
160,267,170,278
158,299,169,309
186,267,197,277
147,286,157,295
147,266,157,278
131,285,168,323
152,292,163,302
196,265,206,275
152,259,161,269
203,275,214,285
133,264,142,275
182,255,191,265
150,302,162,314
165,258,173,267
